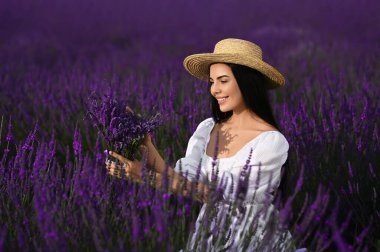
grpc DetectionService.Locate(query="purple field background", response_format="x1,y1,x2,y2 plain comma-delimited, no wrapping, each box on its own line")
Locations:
1,0,379,251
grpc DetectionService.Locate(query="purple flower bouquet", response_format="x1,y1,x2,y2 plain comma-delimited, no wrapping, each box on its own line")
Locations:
85,91,162,161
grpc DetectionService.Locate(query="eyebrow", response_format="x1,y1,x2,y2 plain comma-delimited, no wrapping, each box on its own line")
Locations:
209,75,229,81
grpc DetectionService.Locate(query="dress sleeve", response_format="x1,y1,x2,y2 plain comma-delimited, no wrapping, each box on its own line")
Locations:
227,132,289,203
173,118,214,183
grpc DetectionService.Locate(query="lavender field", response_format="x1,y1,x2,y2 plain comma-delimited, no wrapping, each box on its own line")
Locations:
1,0,379,251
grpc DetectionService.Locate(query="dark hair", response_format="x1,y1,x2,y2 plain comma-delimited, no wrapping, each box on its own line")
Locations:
208,62,289,207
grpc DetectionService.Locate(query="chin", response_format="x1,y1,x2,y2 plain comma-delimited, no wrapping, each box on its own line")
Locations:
219,107,231,113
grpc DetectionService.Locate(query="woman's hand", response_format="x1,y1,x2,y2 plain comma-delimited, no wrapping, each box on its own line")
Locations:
105,150,143,182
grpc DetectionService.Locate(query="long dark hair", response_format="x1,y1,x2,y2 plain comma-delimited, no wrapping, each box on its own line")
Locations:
208,62,289,207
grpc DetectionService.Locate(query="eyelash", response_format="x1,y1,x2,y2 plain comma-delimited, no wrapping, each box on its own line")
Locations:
209,81,227,85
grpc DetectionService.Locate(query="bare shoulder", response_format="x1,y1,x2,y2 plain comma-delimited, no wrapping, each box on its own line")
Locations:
251,118,278,132
239,121,278,133
260,127,279,135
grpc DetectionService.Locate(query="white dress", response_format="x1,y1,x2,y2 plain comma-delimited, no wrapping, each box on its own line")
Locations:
174,118,295,252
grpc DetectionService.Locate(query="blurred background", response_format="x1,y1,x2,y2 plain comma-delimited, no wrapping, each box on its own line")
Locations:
1,0,379,251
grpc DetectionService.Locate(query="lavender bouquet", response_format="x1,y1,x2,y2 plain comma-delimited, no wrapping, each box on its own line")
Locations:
85,91,162,161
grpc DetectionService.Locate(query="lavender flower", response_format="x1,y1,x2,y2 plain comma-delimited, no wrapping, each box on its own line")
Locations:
235,147,253,202
1,1,379,250
6,118,13,142
85,91,162,160
73,124,82,157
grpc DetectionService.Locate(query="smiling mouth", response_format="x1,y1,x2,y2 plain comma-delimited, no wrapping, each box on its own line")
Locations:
216,96,228,104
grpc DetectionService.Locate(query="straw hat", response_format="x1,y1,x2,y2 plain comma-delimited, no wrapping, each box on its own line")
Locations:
183,38,285,89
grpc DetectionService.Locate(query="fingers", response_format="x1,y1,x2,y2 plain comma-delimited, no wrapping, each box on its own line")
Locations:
105,161,131,179
108,150,129,164
105,150,142,183
107,152,129,178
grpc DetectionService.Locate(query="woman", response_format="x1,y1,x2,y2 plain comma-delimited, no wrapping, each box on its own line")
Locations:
106,38,296,251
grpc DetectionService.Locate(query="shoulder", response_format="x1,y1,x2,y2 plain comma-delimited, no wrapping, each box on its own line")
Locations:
185,118,214,156
255,131,289,153
194,117,215,132
245,131,289,165
187,117,214,143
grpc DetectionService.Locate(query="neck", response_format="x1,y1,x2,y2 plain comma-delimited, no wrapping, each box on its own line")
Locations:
226,107,262,128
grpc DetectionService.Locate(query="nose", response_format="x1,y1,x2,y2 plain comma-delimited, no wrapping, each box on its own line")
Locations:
210,81,221,96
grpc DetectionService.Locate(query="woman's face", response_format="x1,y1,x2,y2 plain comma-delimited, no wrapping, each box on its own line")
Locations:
209,63,246,113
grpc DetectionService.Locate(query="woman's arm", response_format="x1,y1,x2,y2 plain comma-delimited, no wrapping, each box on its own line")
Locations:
107,142,210,203
153,169,209,203
108,108,211,203
145,140,211,201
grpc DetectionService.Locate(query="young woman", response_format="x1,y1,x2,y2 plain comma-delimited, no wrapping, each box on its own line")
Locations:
106,38,296,251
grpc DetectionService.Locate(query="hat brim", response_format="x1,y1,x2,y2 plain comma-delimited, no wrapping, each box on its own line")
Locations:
183,53,285,89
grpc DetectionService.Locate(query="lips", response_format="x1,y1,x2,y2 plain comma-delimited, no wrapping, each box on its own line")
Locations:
216,96,228,104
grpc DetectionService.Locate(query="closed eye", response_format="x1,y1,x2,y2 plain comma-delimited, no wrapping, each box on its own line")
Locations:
209,80,227,84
